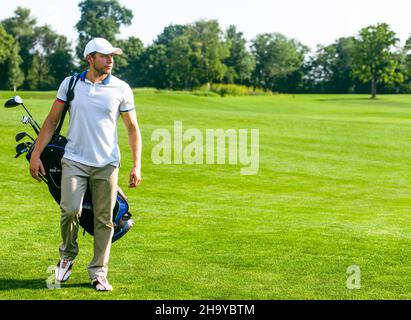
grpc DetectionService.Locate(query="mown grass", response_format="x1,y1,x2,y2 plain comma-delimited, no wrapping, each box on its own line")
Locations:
0,91,410,299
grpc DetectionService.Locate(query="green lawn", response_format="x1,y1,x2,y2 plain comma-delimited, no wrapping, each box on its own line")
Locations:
0,91,410,299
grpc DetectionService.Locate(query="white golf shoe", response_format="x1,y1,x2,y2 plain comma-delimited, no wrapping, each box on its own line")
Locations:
91,275,113,291
55,259,74,282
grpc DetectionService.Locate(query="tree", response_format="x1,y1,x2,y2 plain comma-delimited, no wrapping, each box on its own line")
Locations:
27,25,74,90
26,54,42,90
0,25,14,65
75,0,133,64
1,7,37,89
353,23,402,98
140,20,230,90
138,44,169,88
7,43,24,92
168,35,196,89
307,37,356,93
151,24,192,89
185,20,230,88
251,33,307,92
47,36,76,83
154,24,188,47
115,37,145,87
223,25,255,84
397,36,411,93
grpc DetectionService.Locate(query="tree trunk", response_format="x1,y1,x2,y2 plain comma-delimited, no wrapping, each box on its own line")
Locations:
371,75,377,99
13,84,16,93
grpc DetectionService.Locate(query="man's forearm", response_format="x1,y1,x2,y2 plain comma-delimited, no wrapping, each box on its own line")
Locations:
128,125,142,169
31,118,58,159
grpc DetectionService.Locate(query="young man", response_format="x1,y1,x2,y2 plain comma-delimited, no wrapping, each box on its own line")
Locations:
29,38,142,291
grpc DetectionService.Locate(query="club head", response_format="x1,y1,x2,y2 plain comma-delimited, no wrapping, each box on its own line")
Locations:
19,115,40,136
14,149,28,158
15,145,28,158
21,116,30,124
15,131,35,142
15,142,31,154
16,132,27,142
4,96,23,108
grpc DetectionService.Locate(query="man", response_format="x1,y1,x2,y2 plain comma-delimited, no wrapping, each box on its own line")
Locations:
29,38,142,291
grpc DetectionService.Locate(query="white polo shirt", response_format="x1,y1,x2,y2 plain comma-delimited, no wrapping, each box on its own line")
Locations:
56,70,135,168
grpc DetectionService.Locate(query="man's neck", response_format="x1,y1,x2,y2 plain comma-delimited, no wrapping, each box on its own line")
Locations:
86,69,109,84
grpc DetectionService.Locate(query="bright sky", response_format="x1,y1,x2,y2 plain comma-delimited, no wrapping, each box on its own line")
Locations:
1,0,410,51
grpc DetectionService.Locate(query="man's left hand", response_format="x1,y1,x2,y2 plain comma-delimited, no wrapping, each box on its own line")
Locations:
128,167,141,188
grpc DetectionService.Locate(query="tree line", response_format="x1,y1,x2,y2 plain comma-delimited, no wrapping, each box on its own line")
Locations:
1,0,411,98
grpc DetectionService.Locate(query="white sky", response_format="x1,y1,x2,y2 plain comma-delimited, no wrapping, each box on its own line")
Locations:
0,0,410,51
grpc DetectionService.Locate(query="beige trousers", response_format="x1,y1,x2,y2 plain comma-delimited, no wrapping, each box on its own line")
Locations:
59,158,118,279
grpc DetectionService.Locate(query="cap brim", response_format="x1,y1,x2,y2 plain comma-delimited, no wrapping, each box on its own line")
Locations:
100,48,123,55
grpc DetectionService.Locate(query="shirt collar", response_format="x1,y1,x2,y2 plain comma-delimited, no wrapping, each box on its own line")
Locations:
79,70,111,85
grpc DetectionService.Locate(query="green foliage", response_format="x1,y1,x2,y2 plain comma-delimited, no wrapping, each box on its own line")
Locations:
0,25,14,65
149,24,195,89
154,24,188,47
168,35,195,89
1,7,37,89
47,36,76,84
138,44,170,89
6,43,24,91
26,54,45,90
305,37,357,93
115,37,145,87
396,36,411,92
191,89,220,97
223,25,255,84
26,26,75,90
3,5,411,95
75,0,133,63
197,83,270,97
185,20,230,86
251,33,308,92
138,20,230,90
352,23,402,98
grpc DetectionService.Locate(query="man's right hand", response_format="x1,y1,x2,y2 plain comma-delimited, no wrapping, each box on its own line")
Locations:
30,156,46,182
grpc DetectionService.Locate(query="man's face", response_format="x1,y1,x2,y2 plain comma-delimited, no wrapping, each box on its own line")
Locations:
88,52,114,75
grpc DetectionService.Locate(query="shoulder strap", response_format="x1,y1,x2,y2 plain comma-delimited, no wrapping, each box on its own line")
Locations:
55,74,81,136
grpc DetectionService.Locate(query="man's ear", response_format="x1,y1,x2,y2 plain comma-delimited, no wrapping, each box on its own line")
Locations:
86,54,94,65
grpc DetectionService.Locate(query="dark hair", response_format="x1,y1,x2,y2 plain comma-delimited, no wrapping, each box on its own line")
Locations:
86,51,97,64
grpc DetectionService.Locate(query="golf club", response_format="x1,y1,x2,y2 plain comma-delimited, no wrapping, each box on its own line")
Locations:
21,116,30,124
14,142,31,158
15,141,32,153
20,115,40,135
5,96,41,134
15,132,35,142
14,148,28,158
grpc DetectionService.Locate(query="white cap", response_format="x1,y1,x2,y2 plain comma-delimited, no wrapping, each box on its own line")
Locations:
83,38,123,58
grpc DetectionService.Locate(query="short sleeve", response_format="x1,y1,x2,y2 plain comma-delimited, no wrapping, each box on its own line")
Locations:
56,77,71,102
120,84,135,112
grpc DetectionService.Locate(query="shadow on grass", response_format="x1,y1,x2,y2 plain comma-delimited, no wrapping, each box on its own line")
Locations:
65,282,92,289
315,97,378,102
0,278,45,290
0,278,91,290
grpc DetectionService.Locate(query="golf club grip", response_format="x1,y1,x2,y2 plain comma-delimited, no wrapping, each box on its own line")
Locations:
39,173,48,184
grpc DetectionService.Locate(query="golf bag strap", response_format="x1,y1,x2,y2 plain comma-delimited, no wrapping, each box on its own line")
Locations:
55,74,80,136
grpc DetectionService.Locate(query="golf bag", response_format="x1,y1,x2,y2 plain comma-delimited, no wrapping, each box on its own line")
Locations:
25,74,134,242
